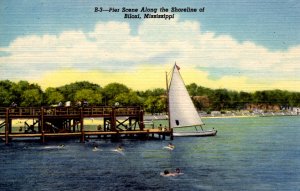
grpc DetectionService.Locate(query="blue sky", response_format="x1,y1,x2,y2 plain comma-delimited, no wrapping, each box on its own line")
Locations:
1,0,300,91
1,0,299,49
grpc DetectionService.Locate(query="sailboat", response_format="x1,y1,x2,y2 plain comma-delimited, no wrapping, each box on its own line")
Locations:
167,64,217,137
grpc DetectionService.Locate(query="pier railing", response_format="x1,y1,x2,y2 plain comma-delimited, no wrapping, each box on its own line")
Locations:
0,106,142,118
0,107,6,118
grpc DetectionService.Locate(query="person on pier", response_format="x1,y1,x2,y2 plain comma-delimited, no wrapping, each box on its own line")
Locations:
10,102,17,107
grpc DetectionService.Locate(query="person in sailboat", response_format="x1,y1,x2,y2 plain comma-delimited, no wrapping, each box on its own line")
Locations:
158,124,163,130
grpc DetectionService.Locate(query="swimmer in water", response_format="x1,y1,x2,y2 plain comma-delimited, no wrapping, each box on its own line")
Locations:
92,146,99,151
174,168,184,175
163,143,175,150
117,145,124,152
168,143,175,149
161,168,183,177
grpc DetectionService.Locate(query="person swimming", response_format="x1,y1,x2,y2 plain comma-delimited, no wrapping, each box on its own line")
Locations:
168,143,175,148
175,168,184,175
165,143,175,150
111,145,125,155
92,146,99,151
161,168,183,177
117,145,124,151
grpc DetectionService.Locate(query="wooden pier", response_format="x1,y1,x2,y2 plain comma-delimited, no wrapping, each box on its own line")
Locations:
0,106,173,144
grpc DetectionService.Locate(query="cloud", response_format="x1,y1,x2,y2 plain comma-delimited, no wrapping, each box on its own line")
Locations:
0,18,300,91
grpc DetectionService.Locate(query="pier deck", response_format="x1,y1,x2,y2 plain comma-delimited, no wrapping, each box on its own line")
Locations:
0,106,173,144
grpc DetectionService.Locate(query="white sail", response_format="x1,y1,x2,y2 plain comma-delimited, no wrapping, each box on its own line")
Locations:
168,64,204,128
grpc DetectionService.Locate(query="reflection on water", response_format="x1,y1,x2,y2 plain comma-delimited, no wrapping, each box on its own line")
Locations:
1,116,300,191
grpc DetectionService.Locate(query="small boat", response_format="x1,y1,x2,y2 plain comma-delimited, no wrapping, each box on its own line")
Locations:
167,64,217,137
172,130,217,137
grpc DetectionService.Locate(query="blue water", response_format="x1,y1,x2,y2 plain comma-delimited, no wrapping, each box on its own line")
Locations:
1,116,300,191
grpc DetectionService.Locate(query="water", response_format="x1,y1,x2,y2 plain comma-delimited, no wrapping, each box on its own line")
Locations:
1,116,300,191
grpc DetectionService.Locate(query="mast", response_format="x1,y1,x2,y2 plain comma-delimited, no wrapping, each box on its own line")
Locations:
166,71,171,130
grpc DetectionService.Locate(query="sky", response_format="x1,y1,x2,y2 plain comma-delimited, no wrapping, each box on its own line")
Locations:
0,0,300,92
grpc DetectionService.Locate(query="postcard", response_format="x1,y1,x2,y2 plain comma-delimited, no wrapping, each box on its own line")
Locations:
0,1,299,190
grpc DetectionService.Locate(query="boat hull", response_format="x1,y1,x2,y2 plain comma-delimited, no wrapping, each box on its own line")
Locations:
173,130,217,137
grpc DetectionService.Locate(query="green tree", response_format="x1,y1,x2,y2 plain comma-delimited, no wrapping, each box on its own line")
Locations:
44,87,65,105
186,83,198,96
102,83,130,105
114,91,142,106
157,96,167,113
74,89,102,105
192,96,210,110
289,92,300,107
144,95,166,114
137,88,165,100
57,81,101,101
20,89,43,106
0,87,12,106
227,91,240,109
2,79,300,110
9,81,42,105
144,96,157,114
0,80,14,106
212,89,231,110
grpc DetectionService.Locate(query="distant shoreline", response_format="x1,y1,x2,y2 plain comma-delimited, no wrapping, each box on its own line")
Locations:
144,112,300,121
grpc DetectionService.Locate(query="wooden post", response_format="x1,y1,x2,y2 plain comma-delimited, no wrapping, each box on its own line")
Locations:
38,118,41,133
72,119,75,132
80,108,85,142
8,118,12,134
41,107,45,143
68,119,71,131
111,107,116,131
42,131,45,143
111,107,118,140
139,109,144,131
146,129,149,140
129,117,132,130
5,108,9,144
170,128,174,140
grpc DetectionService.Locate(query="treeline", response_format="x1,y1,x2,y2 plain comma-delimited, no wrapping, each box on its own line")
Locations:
186,83,300,111
0,80,165,114
0,80,300,113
